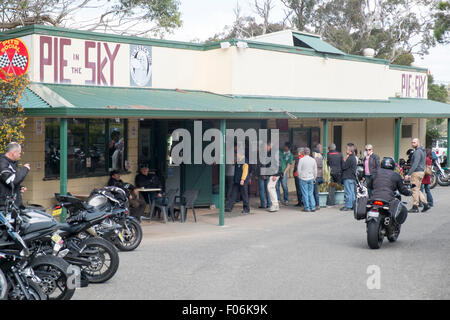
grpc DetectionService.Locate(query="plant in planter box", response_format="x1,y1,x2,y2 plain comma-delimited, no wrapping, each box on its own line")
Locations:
318,160,331,207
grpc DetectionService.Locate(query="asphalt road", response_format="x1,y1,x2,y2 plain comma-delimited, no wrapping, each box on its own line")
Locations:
73,186,450,300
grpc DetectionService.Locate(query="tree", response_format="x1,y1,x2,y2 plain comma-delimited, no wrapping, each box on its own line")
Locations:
0,0,182,37
206,2,285,42
434,1,450,43
254,0,275,35
313,0,437,63
426,74,448,147
0,73,29,154
280,0,317,31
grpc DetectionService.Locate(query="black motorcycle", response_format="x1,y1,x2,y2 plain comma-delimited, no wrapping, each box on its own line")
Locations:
354,167,412,249
1,185,76,300
87,187,143,251
52,194,120,283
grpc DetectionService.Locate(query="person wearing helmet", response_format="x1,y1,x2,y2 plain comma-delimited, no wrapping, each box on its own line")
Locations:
367,157,412,203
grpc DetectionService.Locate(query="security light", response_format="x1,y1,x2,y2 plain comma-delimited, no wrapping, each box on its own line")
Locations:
220,42,231,49
236,41,249,49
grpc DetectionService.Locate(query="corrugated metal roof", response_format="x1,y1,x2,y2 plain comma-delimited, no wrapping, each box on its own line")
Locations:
20,88,52,109
22,83,450,119
293,33,345,55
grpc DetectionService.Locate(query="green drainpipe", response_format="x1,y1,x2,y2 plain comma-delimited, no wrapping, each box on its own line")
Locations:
394,118,402,163
59,118,68,222
322,119,328,159
219,119,226,226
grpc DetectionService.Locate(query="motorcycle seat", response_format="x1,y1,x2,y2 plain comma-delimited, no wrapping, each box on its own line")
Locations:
58,222,78,233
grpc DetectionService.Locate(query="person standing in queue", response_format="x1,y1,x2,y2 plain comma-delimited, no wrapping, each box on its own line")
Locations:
257,142,272,209
293,147,305,207
363,144,380,197
327,143,344,184
405,138,429,213
276,142,293,206
298,147,318,213
0,142,30,209
225,149,250,214
313,146,324,211
340,143,358,211
420,148,434,209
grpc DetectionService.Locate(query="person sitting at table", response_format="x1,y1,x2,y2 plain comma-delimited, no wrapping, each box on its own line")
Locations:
108,170,146,220
135,164,164,214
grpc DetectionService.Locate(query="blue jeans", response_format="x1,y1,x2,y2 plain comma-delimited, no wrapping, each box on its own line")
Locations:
258,177,272,208
276,174,289,203
313,177,324,207
294,176,303,205
420,184,433,206
300,179,315,211
343,179,356,209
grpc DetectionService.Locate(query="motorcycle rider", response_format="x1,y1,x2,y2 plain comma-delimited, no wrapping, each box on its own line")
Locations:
0,142,30,209
367,157,412,213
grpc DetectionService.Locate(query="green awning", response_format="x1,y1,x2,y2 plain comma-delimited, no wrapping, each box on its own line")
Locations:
21,83,450,119
293,33,345,55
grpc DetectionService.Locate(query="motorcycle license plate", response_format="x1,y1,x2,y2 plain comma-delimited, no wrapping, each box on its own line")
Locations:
368,211,379,218
52,208,62,217
51,233,62,244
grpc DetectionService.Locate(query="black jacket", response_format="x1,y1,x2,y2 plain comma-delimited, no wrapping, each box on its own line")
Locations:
342,154,358,181
327,151,344,175
0,154,29,207
135,173,163,190
368,168,411,202
364,153,380,175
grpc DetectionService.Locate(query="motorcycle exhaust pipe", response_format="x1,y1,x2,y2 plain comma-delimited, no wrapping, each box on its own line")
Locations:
384,217,391,226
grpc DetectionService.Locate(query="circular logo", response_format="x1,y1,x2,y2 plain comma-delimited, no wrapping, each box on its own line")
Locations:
0,38,30,80
130,45,152,87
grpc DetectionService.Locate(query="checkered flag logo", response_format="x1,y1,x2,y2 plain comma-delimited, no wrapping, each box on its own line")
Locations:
11,52,27,70
0,52,10,69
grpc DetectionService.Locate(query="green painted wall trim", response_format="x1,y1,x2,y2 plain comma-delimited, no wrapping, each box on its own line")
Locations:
389,64,428,73
0,24,426,72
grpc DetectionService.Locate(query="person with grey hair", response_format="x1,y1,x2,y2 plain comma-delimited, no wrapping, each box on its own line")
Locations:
327,143,344,184
0,142,30,208
313,146,324,210
297,147,317,212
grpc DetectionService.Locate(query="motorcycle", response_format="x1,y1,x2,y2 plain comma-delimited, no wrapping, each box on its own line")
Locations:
431,158,450,187
1,183,76,300
87,187,143,251
52,194,120,283
354,167,413,249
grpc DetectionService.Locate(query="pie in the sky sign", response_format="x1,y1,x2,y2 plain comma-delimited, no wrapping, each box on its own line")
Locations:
0,38,30,80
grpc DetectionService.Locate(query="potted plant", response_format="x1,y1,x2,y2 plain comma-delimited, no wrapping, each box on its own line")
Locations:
318,160,331,207
333,183,345,205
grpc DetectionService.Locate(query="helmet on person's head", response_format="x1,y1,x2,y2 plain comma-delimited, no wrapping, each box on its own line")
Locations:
381,157,396,170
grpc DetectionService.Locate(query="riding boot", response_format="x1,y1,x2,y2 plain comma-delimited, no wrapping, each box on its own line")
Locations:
408,205,419,213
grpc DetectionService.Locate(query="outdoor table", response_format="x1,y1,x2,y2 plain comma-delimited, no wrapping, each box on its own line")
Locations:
135,188,162,220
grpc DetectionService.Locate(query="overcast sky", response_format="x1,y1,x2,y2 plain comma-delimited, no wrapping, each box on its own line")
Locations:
164,0,450,83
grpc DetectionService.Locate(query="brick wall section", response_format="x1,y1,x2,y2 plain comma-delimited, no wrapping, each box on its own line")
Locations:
21,117,139,209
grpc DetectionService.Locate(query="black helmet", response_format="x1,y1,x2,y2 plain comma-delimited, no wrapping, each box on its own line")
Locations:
381,157,396,170
406,149,414,157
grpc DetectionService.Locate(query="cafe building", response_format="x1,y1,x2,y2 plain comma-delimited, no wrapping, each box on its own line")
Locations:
1,25,449,224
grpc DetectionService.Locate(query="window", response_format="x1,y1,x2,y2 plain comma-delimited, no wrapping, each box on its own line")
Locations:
45,118,128,179
402,125,413,138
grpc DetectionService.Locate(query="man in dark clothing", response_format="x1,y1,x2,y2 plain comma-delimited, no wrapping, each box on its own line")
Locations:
0,142,30,209
257,143,272,209
340,143,358,211
404,138,429,213
108,170,146,220
327,143,344,184
225,150,250,214
368,157,412,202
135,164,164,206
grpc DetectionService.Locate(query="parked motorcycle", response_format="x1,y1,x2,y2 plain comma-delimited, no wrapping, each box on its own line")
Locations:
53,194,120,283
87,187,143,251
1,184,76,300
431,158,450,187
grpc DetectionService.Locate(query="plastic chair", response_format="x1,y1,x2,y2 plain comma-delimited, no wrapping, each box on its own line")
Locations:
173,189,200,223
150,189,178,223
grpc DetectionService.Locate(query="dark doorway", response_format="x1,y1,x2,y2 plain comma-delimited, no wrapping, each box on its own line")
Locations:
333,125,343,152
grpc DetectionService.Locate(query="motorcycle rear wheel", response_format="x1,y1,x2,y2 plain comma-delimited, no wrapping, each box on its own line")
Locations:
437,170,450,186
367,219,383,249
114,218,143,252
387,224,401,242
79,237,120,283
30,255,75,300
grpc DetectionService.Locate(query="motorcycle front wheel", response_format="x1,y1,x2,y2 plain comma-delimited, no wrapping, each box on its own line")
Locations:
429,173,437,189
30,255,75,300
7,279,47,300
367,219,383,249
114,218,143,252
79,237,120,283
437,170,450,186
